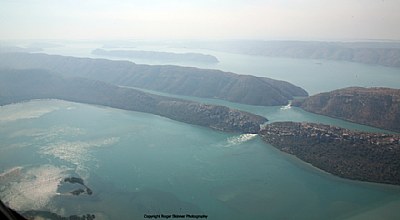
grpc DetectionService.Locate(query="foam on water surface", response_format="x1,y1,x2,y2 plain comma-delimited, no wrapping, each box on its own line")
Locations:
0,100,70,123
226,134,258,146
0,164,69,211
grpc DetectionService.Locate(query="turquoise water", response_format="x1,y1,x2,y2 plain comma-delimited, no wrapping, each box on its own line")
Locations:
131,86,396,134
0,100,399,220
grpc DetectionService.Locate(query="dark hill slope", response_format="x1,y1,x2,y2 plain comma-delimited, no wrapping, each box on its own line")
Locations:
293,87,400,132
0,69,267,133
260,122,400,185
0,52,308,106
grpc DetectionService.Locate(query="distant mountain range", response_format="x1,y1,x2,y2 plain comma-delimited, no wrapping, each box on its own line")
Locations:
293,87,400,132
0,68,267,133
0,52,308,106
184,40,400,68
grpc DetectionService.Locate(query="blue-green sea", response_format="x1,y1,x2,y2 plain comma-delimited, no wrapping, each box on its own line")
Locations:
1,99,399,220
0,43,399,219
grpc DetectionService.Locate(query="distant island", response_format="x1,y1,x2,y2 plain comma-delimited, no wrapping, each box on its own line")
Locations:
185,40,400,68
0,52,308,106
0,68,267,134
293,87,400,132
260,122,400,185
92,48,219,63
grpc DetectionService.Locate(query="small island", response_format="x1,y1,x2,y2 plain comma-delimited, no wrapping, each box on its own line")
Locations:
92,48,219,63
19,177,96,219
260,122,400,185
64,177,93,196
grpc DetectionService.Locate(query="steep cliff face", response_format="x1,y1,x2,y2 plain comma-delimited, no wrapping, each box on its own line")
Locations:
0,52,308,106
293,87,400,132
260,122,400,185
0,69,267,133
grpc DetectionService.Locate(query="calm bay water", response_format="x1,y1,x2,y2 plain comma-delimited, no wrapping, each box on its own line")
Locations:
0,43,399,219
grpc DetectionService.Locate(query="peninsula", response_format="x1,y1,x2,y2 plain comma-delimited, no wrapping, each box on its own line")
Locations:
260,122,400,185
0,52,308,106
293,87,400,132
0,68,267,133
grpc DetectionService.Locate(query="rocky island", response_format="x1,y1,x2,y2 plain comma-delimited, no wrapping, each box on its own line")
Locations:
0,68,267,133
293,87,400,132
0,52,308,106
64,177,93,196
92,48,219,63
260,122,400,185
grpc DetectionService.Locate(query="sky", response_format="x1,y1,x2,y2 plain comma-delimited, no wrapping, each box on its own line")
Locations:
0,0,399,41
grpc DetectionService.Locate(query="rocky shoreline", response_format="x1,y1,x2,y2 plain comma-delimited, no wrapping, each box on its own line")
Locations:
260,122,400,185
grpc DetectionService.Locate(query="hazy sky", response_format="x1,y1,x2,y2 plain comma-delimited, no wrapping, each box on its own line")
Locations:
1,0,399,41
